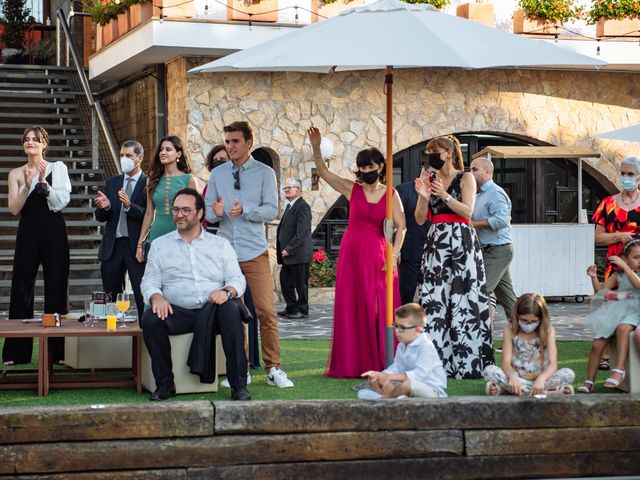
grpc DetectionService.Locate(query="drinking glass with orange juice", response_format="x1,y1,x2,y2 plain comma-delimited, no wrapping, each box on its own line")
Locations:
106,303,117,332
116,292,130,329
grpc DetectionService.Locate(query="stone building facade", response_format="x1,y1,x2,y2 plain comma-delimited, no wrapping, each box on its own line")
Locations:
171,58,639,231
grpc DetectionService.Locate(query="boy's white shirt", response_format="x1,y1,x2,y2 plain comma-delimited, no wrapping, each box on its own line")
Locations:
384,332,448,398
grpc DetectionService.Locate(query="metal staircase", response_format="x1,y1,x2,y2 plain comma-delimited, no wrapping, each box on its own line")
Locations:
0,64,106,314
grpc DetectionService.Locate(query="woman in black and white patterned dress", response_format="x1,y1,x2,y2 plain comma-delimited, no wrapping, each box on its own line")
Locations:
414,136,493,379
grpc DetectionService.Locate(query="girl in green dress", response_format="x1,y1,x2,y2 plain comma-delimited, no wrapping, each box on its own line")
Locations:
136,136,199,262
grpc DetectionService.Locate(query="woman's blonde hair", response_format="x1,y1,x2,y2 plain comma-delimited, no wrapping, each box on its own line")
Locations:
426,135,464,171
509,292,551,352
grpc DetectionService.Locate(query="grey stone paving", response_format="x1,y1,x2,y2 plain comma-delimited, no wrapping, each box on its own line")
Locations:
277,298,593,341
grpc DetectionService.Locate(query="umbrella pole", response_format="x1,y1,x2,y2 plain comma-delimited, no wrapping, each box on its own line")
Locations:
385,65,394,367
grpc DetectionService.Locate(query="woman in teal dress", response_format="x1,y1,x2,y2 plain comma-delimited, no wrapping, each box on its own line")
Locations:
136,136,198,261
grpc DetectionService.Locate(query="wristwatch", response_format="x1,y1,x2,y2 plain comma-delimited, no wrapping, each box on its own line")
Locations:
222,288,233,300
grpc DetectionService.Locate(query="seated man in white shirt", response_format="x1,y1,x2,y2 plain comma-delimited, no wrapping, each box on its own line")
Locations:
358,303,447,399
141,188,250,401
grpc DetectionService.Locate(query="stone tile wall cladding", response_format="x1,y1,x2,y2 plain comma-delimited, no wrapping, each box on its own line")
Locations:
179,62,640,234
102,74,158,165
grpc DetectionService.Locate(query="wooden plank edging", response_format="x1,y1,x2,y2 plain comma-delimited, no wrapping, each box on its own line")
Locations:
0,401,213,444
214,394,640,433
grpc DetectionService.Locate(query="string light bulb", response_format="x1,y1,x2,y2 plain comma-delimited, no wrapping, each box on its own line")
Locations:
596,40,600,56
204,1,208,12
294,5,299,24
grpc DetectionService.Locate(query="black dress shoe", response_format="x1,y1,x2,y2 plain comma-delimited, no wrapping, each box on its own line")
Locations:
277,310,290,316
150,383,177,401
231,387,251,401
286,312,303,319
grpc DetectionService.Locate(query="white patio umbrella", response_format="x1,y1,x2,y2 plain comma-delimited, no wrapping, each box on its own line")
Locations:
191,0,606,364
594,124,640,142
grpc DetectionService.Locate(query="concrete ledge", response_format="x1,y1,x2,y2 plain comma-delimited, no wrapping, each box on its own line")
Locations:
1,395,639,478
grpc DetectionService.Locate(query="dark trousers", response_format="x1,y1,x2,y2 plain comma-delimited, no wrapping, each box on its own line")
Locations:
4,221,68,364
100,237,146,320
280,263,310,315
398,259,421,306
141,301,247,389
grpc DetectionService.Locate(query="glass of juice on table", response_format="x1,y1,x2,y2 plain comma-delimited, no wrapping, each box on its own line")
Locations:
116,292,130,329
106,303,117,332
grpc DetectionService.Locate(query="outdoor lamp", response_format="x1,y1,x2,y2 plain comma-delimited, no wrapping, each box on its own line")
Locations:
320,137,334,163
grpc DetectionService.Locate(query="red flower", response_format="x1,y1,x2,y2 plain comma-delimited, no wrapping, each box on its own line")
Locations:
312,249,327,262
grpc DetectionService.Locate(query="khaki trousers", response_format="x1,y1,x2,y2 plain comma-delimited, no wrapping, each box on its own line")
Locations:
240,251,281,372
482,243,517,320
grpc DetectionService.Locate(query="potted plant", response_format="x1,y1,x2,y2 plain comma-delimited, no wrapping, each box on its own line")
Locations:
513,0,583,35
457,1,495,27
0,0,34,62
227,0,279,23
402,0,451,7
129,0,154,28
586,0,640,38
309,249,336,288
308,249,336,303
82,0,124,26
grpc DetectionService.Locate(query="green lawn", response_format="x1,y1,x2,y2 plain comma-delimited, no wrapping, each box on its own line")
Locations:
0,339,614,408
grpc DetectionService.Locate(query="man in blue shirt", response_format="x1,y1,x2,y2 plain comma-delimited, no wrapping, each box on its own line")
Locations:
470,156,517,324
205,121,294,389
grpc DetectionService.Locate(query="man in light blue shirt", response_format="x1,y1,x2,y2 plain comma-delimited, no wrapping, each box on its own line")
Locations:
470,156,517,323
205,121,294,389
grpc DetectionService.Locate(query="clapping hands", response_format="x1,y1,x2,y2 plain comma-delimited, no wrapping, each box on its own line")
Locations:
414,176,431,200
429,177,447,199
94,191,111,209
37,161,47,182
118,189,131,209
22,165,33,189
211,195,225,217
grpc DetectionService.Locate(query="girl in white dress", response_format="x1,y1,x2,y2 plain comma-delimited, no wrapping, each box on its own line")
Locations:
579,240,640,392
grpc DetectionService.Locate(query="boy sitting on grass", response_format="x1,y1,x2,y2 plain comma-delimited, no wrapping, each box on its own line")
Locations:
358,303,447,399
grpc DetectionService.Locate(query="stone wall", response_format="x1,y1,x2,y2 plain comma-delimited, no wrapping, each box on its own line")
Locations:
184,66,640,230
101,73,158,167
166,57,189,154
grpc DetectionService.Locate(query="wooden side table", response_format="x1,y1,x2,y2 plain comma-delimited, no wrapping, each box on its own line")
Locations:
41,321,142,396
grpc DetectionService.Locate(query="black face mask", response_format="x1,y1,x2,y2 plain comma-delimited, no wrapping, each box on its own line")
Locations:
359,170,380,184
423,152,445,170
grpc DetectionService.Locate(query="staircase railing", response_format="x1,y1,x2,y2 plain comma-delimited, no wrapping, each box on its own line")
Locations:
55,7,120,176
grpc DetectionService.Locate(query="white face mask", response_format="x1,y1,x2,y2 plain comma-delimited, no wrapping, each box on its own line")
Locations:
120,156,136,174
518,320,540,334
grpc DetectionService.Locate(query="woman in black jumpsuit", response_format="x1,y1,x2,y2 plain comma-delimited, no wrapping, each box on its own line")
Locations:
2,126,70,364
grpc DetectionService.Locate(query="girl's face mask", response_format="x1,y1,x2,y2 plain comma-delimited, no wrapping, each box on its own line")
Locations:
518,320,540,333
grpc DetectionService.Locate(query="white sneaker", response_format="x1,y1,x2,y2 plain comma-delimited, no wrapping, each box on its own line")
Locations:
267,367,294,388
220,372,252,388
357,388,382,400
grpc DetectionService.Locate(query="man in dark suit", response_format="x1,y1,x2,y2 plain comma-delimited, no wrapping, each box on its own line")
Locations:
396,165,431,305
94,140,147,319
276,178,312,319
